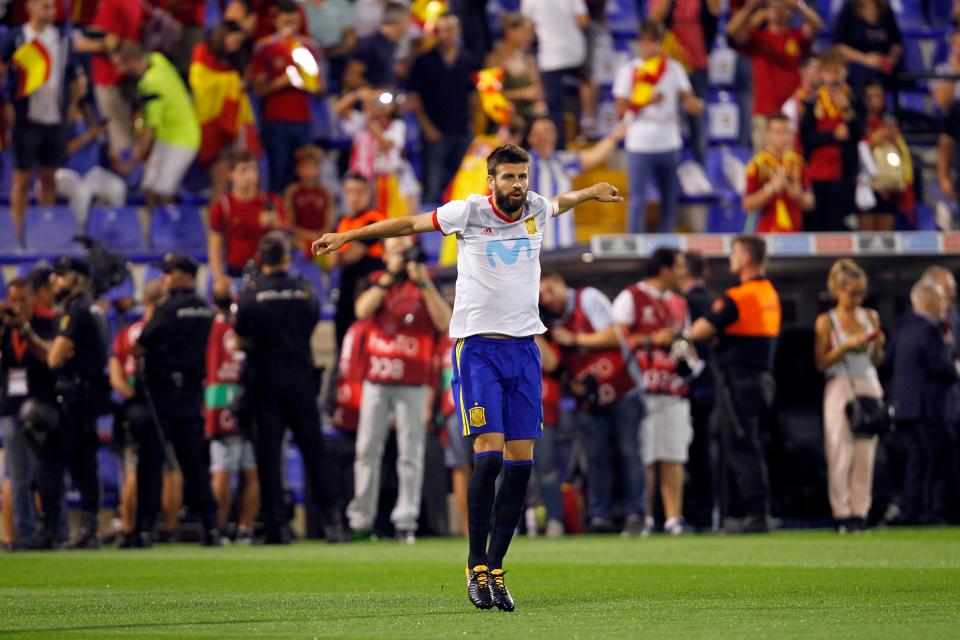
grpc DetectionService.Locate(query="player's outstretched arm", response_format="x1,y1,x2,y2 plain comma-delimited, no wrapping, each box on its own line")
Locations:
312,212,437,255
552,182,623,216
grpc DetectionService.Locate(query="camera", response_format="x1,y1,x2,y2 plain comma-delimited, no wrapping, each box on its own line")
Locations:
403,245,426,265
74,235,131,299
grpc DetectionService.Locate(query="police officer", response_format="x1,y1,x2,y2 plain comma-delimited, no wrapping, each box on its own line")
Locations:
235,231,346,544
26,257,109,549
133,252,219,546
686,236,781,533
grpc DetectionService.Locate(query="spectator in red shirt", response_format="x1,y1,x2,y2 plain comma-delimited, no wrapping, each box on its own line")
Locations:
284,145,333,258
800,48,864,232
73,0,144,164
727,0,822,151
208,150,288,285
250,0,324,193
743,113,814,232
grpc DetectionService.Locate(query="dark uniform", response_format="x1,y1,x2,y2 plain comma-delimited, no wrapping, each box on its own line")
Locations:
135,266,218,543
236,269,342,542
703,277,781,530
683,281,717,530
38,289,109,547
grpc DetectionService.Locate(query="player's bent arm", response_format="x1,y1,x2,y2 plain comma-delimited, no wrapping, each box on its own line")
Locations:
313,212,436,255
552,182,623,216
686,317,718,343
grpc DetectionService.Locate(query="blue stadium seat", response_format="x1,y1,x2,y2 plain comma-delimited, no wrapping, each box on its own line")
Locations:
104,272,135,305
902,38,927,72
87,206,145,251
291,253,327,300
150,204,206,253
915,202,936,231
607,0,640,35
24,206,78,251
0,207,17,251
706,201,748,234
0,149,13,204
898,90,929,113
933,37,950,65
420,230,443,265
705,146,752,196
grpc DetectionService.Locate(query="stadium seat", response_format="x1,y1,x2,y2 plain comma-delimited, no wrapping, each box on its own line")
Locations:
606,0,640,35
902,38,927,72
150,204,207,253
0,150,14,204
0,207,17,251
87,206,145,251
898,90,929,113
815,0,843,22
291,253,327,300
104,272,135,305
143,263,165,283
706,92,740,144
24,206,79,251
706,200,747,234
705,146,752,196
420,230,443,265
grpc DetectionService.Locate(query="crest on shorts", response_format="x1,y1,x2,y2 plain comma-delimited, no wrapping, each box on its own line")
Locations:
469,406,487,427
525,217,537,236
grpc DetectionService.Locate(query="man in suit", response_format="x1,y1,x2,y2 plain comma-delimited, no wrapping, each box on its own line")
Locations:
890,279,959,524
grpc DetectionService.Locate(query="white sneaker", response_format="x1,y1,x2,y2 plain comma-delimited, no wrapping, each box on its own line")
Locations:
396,530,417,545
525,508,539,538
545,519,564,539
664,517,688,536
642,516,655,538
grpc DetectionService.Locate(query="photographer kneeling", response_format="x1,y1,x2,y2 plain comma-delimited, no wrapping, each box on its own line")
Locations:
347,238,451,543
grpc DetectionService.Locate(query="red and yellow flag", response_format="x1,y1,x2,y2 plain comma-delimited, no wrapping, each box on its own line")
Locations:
285,37,321,93
188,44,261,165
474,67,514,127
12,40,51,99
412,0,447,36
629,55,667,112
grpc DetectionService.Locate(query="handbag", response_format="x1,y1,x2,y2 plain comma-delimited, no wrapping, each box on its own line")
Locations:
829,312,893,437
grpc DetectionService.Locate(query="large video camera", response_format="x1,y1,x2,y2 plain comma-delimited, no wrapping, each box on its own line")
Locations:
74,235,132,299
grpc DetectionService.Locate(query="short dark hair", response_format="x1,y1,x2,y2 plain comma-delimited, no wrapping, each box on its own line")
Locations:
342,170,369,185
819,46,846,68
766,112,790,127
684,251,706,279
487,144,529,177
229,149,258,169
259,231,291,267
25,266,53,292
647,246,681,278
6,277,27,293
276,0,299,14
541,271,565,284
637,20,665,43
734,235,767,266
383,1,410,23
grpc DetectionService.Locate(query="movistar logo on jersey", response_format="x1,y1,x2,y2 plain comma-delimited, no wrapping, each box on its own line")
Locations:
486,238,535,267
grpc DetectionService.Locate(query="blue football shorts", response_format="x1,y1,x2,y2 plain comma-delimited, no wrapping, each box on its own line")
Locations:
451,335,543,441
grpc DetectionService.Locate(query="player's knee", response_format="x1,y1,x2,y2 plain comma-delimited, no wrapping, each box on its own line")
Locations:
472,433,505,454
504,439,535,461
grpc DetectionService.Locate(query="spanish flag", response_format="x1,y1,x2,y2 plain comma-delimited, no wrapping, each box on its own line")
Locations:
12,40,51,99
474,67,514,127
188,43,261,165
629,55,667,112
286,37,322,93
438,134,500,265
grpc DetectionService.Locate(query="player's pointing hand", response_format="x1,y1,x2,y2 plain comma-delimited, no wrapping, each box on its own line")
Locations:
591,182,623,203
312,233,347,256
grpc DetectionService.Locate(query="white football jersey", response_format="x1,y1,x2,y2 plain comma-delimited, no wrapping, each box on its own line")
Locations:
432,191,557,338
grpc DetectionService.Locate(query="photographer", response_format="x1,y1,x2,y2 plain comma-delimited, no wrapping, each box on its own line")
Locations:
347,237,451,543
611,248,697,536
1,275,57,550
30,257,109,550
538,272,644,536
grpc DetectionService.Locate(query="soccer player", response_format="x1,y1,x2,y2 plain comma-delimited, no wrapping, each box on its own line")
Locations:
313,144,621,612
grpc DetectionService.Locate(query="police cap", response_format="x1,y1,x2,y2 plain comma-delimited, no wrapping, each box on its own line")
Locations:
53,256,91,278
155,252,199,277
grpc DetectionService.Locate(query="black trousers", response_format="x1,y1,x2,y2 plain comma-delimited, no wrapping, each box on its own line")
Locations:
136,387,217,534
684,392,715,529
901,419,958,522
714,371,775,519
251,370,338,534
808,181,855,232
38,401,100,526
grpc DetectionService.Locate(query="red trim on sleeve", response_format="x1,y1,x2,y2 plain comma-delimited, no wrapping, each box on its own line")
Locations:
431,210,445,235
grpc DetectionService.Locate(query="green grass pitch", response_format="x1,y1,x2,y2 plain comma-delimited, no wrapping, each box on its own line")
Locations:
1,528,959,639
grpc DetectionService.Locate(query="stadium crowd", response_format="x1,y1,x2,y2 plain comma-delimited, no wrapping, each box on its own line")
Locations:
1,0,960,548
